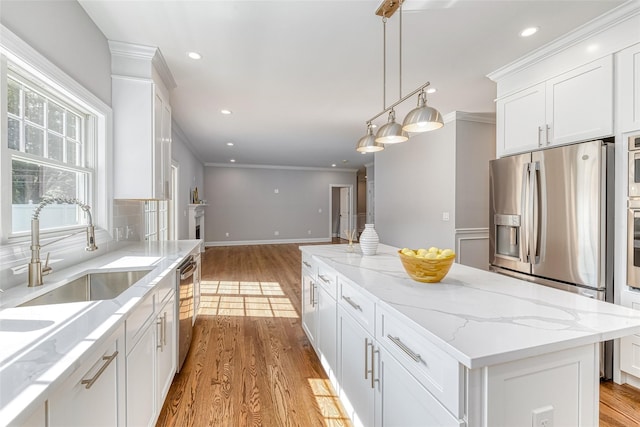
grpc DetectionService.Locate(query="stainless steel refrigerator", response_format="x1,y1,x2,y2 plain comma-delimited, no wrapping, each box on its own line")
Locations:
489,139,614,377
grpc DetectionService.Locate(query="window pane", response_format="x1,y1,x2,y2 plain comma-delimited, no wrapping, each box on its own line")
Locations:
25,90,45,125
48,103,64,134
48,133,64,162
25,125,44,156
8,79,20,116
67,113,80,140
66,140,78,165
12,159,84,233
8,118,20,150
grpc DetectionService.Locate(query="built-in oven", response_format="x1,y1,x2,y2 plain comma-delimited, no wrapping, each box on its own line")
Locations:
176,255,196,372
628,134,640,198
628,200,640,290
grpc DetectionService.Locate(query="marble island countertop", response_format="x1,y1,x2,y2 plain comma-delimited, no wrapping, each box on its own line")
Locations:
300,243,640,369
0,240,201,426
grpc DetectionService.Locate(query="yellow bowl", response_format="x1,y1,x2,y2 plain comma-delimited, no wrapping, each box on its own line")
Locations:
398,250,455,283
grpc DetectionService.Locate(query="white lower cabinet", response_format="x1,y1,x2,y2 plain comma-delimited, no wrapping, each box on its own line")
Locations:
337,305,375,427
301,263,317,346
156,296,177,410
316,283,337,387
621,293,640,378
375,346,462,427
49,324,125,427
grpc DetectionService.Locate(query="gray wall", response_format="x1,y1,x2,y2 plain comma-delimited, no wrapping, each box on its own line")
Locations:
374,114,495,251
1,0,112,105
204,166,357,244
375,124,456,250
172,124,205,239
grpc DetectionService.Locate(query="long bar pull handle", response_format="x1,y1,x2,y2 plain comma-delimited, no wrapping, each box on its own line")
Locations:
157,317,163,350
342,296,362,312
371,346,379,389
303,261,312,268
319,274,331,284
530,161,540,264
545,124,551,145
162,312,167,348
311,282,316,307
521,164,530,263
364,338,370,380
81,351,118,389
309,281,314,305
387,335,424,364
537,126,543,147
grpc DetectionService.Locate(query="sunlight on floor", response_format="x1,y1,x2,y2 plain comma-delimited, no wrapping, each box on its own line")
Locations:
199,280,298,318
308,378,352,426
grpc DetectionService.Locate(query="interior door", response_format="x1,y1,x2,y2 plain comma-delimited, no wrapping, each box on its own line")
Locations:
339,187,351,237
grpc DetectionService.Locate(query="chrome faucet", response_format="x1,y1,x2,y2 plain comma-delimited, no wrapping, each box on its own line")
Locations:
28,197,98,287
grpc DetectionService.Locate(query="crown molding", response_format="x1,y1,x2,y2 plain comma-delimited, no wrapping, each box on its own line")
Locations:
171,120,204,160
487,0,640,82
108,40,176,90
205,163,359,173
442,111,496,124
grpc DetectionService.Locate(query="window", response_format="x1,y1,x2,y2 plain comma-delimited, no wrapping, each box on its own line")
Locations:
1,25,111,244
144,200,168,241
7,70,92,234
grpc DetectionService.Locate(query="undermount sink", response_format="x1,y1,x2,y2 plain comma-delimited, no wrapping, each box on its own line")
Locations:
19,270,152,307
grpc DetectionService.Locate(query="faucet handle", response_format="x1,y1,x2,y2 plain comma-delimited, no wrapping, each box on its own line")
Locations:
42,252,52,276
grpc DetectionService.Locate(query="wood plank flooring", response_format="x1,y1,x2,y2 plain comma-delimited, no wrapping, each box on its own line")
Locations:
157,243,640,427
156,244,351,427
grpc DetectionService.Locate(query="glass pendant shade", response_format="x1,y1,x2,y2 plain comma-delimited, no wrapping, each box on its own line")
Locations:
375,110,408,144
402,91,444,133
356,125,384,153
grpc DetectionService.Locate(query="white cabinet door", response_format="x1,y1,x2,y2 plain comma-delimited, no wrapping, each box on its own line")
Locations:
618,42,640,133
375,347,462,427
156,295,177,410
496,83,546,157
20,404,46,427
546,56,613,145
302,269,317,346
126,321,156,427
338,306,374,427
316,284,337,388
49,325,124,427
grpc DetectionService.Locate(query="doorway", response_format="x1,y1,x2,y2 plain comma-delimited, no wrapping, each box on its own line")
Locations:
330,185,352,240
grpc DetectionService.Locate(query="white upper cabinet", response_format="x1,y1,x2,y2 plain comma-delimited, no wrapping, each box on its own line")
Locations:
109,41,176,200
618,42,640,133
496,56,613,157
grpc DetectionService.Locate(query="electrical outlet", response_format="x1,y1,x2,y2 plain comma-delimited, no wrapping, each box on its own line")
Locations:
318,208,322,213
225,232,230,237
532,406,554,427
442,212,450,221
274,188,279,194
308,230,312,235
274,231,279,236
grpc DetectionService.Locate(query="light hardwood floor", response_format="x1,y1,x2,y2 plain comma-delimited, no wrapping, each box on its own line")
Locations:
157,243,640,427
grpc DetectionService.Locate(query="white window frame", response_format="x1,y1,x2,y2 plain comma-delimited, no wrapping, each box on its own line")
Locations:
0,25,112,245
144,200,168,241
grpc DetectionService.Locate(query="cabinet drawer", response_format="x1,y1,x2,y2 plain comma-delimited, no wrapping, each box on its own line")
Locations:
621,333,640,378
377,305,463,417
339,277,375,335
317,263,337,300
126,292,155,351
156,269,176,304
301,252,315,273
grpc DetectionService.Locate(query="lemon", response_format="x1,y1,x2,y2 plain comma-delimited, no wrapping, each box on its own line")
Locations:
441,249,454,257
427,246,439,253
425,252,438,260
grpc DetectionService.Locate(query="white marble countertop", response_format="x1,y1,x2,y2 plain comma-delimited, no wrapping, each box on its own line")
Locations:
0,240,200,426
300,243,640,369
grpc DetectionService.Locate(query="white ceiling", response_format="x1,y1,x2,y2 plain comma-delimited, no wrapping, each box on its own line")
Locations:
78,0,625,170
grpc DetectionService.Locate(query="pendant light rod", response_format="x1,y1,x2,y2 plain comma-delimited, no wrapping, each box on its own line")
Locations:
365,81,431,124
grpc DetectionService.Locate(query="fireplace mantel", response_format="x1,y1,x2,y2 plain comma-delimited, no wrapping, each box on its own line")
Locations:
188,204,208,251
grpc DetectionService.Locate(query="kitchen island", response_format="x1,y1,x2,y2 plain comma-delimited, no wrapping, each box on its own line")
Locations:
0,240,200,427
300,243,640,427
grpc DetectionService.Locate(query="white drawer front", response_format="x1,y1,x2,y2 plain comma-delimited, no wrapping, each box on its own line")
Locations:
125,292,155,351
301,253,315,273
339,278,375,335
621,333,640,378
317,264,337,300
377,306,463,417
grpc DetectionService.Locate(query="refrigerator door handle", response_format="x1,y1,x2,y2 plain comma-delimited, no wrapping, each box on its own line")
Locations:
521,163,530,263
530,161,541,264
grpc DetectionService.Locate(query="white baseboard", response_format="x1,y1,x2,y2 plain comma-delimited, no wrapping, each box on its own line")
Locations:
205,237,332,247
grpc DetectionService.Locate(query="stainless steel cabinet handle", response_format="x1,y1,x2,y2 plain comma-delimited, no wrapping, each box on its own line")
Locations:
364,338,370,380
371,346,378,389
319,274,331,284
81,351,118,389
303,261,312,268
342,295,362,312
538,126,543,147
545,124,551,145
387,335,424,365
162,312,167,347
157,317,164,350
312,283,317,307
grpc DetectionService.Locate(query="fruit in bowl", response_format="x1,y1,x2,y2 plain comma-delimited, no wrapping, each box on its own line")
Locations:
399,247,455,283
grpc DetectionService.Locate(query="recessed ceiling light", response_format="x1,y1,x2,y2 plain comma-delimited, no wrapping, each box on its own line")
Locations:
226,142,234,146
331,164,337,167
230,159,236,163
187,51,202,60
520,27,539,37
221,109,232,115
426,88,437,94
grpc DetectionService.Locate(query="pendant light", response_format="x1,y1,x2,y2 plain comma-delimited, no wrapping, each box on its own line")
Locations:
402,89,444,132
356,123,384,153
375,109,408,143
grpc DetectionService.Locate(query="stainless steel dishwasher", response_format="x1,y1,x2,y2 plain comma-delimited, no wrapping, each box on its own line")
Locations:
176,255,195,372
